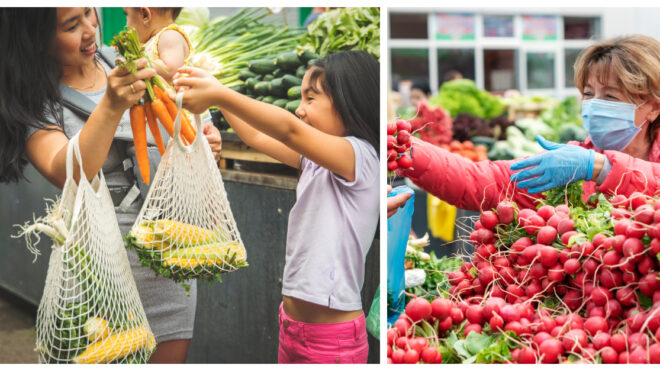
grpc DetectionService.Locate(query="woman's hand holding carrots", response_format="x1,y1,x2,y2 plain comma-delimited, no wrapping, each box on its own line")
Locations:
105,58,155,112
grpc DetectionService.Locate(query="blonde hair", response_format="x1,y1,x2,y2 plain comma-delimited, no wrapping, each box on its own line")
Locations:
574,35,660,143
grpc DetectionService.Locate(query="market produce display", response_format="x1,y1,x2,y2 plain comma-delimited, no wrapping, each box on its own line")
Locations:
438,140,488,162
404,234,463,301
389,184,660,364
236,50,319,114
429,79,504,120
180,7,379,128
182,8,305,88
298,7,380,59
407,103,453,147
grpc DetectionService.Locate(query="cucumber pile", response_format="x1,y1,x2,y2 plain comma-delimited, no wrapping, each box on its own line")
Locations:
234,50,320,114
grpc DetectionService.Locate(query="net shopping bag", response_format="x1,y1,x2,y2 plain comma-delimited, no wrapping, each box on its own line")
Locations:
125,92,247,283
387,186,414,326
16,134,155,363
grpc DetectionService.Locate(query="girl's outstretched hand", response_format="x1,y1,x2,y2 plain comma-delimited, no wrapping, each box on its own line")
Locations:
171,66,222,114
106,58,155,112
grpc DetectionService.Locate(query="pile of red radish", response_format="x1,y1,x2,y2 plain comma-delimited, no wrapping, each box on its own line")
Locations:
408,103,453,147
387,119,413,171
388,191,660,364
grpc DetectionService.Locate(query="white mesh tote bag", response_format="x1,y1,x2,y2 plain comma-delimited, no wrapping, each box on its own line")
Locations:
16,134,155,363
125,92,247,284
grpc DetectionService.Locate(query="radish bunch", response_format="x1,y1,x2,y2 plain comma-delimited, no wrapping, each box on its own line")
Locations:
389,192,660,364
387,119,413,171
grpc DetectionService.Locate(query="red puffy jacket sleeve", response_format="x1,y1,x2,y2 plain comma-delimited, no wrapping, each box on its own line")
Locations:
400,137,539,211
597,150,660,197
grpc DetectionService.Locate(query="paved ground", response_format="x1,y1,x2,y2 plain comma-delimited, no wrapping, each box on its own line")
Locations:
0,291,37,364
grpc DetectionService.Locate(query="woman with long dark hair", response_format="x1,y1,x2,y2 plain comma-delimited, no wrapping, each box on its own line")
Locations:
0,7,222,363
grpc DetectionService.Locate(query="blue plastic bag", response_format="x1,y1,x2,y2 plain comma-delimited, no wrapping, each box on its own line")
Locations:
387,186,414,326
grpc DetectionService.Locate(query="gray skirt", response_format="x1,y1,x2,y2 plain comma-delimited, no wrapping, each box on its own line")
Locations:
117,209,197,343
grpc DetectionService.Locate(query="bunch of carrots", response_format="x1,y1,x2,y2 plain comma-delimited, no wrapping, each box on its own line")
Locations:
111,28,197,185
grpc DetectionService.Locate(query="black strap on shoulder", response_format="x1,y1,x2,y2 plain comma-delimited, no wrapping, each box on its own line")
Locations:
59,46,118,119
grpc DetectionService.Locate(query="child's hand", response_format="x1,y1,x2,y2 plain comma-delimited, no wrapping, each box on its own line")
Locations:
106,58,155,112
171,67,221,114
202,122,222,163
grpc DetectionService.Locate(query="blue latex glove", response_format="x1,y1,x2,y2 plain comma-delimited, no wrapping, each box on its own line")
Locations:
509,135,595,194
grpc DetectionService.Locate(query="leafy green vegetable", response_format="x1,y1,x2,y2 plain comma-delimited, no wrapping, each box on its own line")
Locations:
298,7,380,59
429,79,503,119
175,7,210,28
188,8,305,87
124,235,248,286
441,330,516,364
405,251,462,301
542,181,587,209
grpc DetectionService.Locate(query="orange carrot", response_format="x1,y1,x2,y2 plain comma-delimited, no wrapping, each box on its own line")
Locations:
151,99,175,139
144,102,166,155
154,86,196,144
129,104,150,185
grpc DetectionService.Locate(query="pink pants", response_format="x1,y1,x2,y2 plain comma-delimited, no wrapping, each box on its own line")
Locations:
278,302,369,364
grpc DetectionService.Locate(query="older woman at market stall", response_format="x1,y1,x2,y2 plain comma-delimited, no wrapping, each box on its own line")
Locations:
398,34,660,210
0,8,222,363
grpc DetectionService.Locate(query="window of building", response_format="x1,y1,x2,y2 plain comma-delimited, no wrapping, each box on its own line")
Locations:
391,48,430,89
390,13,428,39
564,48,582,88
527,52,555,89
483,15,514,38
484,49,517,92
564,17,600,40
437,49,475,85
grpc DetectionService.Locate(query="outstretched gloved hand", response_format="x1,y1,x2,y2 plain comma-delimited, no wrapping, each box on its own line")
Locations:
510,135,595,194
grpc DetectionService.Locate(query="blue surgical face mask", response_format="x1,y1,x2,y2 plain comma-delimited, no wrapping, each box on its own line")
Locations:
581,98,647,151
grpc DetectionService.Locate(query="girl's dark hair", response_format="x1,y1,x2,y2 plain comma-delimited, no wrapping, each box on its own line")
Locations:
0,8,64,183
308,50,380,154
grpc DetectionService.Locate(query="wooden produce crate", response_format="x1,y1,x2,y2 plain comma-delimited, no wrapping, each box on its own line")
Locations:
219,131,298,177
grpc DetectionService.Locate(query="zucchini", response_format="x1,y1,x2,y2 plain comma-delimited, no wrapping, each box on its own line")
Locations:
248,59,276,75
307,59,318,68
272,99,288,108
254,81,269,96
246,77,259,90
281,74,302,90
287,86,302,100
274,52,302,72
272,68,283,77
255,96,265,102
238,70,257,81
298,50,320,63
296,65,307,79
263,74,274,82
268,78,286,98
285,100,300,113
230,85,247,95
262,96,275,104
